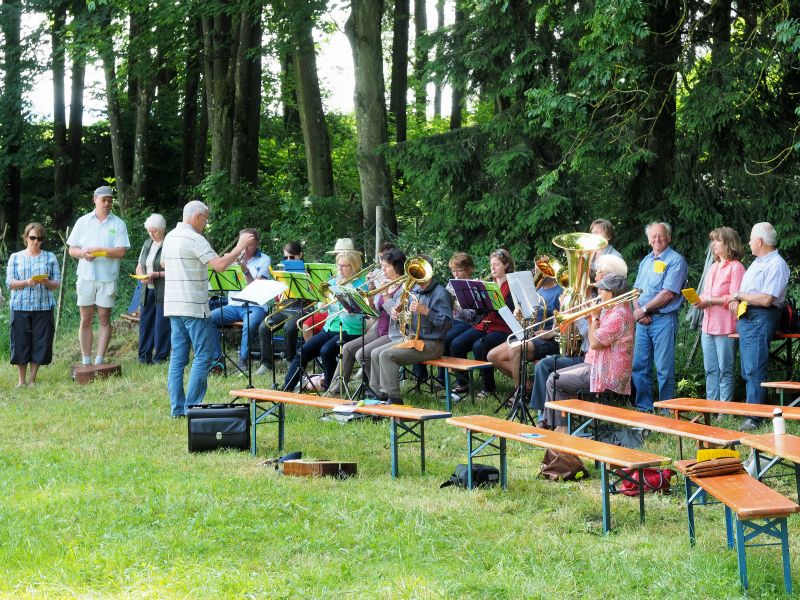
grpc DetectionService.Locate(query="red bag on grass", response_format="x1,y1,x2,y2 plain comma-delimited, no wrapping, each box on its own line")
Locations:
613,468,675,496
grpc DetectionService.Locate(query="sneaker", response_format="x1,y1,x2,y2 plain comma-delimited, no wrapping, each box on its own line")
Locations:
448,392,463,404
739,418,760,432
476,390,493,400
254,364,271,377
209,360,224,375
453,384,469,395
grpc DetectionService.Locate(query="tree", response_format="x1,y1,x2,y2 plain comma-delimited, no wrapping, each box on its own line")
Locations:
0,0,24,240
412,0,427,122
345,0,397,233
432,0,444,118
52,0,70,223
389,0,409,145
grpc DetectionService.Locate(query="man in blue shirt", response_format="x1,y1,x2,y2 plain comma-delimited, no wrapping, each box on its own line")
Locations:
631,222,688,411
734,222,790,430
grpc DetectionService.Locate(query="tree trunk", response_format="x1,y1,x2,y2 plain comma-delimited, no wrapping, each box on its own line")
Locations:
280,51,301,134
68,0,86,188
290,0,334,197
345,0,398,233
193,84,209,186
433,0,444,118
52,0,70,226
413,0,427,122
0,0,23,242
231,7,262,186
449,3,465,130
131,78,152,202
181,17,202,187
389,0,409,145
202,12,237,176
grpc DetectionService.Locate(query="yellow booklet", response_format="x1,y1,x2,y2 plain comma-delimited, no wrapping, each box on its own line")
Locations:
90,250,107,257
681,288,700,304
30,274,48,283
737,301,748,319
130,274,148,280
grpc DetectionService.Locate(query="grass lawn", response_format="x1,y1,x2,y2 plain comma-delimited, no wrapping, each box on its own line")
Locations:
0,323,796,598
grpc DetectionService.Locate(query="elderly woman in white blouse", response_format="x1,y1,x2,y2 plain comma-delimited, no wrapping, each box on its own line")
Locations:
136,213,170,364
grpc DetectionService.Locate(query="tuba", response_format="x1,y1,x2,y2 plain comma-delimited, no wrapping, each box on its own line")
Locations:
394,257,434,351
552,232,608,356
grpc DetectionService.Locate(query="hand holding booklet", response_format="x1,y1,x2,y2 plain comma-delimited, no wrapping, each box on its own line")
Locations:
681,288,701,304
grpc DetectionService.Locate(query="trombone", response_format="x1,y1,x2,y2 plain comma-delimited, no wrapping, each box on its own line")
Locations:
295,264,376,330
506,288,640,348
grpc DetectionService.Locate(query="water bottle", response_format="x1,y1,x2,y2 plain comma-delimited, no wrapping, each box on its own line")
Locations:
773,408,786,435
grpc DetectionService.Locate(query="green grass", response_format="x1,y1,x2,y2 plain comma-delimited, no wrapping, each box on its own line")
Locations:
0,323,797,598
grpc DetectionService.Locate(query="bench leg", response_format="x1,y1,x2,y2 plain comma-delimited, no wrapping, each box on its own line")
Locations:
391,418,399,479
685,477,697,546
735,517,749,590
638,468,645,525
420,421,426,474
278,403,285,452
444,369,452,413
248,400,283,456
250,400,257,455
600,462,611,535
724,506,734,549
467,429,474,490
499,437,507,490
779,517,793,593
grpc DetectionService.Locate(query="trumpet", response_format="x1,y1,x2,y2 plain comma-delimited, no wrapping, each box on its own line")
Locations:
506,289,640,348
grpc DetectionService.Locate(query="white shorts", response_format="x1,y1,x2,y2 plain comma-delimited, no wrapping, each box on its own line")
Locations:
76,278,118,308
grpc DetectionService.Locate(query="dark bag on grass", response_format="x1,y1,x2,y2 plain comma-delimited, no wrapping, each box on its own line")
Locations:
440,463,499,488
187,403,250,452
779,295,799,334
539,449,588,481
612,468,675,496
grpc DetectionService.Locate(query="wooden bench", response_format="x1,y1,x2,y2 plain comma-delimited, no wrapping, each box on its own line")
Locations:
761,381,800,407
229,388,451,478
545,399,741,458
421,357,494,411
655,397,800,424
674,459,800,593
729,332,800,381
446,415,671,534
739,433,800,502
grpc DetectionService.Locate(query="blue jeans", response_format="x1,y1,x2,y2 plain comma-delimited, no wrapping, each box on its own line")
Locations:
168,316,212,417
284,328,359,391
209,303,266,363
449,328,508,392
529,354,585,410
701,332,736,401
631,312,678,411
138,288,171,363
737,306,780,405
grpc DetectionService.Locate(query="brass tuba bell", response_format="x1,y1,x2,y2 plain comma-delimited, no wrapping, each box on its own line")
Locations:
394,257,434,351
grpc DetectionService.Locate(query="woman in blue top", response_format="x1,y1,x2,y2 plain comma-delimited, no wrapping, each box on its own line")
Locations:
6,223,61,387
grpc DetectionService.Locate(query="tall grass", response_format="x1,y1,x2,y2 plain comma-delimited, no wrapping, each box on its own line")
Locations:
0,323,797,598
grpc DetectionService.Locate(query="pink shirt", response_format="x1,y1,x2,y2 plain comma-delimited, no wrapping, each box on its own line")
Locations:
585,303,635,395
700,259,745,335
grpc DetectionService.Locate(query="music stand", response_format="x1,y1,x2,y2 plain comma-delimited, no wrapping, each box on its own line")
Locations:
324,286,378,400
306,263,337,289
208,265,247,376
505,271,542,424
269,270,323,389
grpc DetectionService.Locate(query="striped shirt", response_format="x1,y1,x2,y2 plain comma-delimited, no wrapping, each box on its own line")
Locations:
162,222,218,318
6,251,61,311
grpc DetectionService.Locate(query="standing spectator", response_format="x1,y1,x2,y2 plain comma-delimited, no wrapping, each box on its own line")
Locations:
66,186,130,365
135,213,170,364
162,201,254,417
6,223,61,387
631,222,688,411
691,227,745,408
590,219,624,265
733,222,790,430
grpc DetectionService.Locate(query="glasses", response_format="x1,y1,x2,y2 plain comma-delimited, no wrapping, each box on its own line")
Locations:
28,236,44,242
493,250,507,258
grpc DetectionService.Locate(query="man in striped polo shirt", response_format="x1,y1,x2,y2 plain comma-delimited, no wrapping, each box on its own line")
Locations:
162,200,254,417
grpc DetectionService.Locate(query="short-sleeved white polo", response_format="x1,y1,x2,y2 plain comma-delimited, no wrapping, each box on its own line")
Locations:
162,222,218,318
66,211,130,282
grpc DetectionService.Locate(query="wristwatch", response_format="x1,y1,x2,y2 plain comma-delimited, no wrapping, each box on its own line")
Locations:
734,291,740,301
641,305,648,314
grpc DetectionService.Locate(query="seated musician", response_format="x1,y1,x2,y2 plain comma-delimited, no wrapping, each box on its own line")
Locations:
448,249,516,398
208,228,271,372
486,259,562,406
283,248,366,392
328,247,406,394
256,241,304,376
370,257,452,404
528,254,628,423
540,273,635,429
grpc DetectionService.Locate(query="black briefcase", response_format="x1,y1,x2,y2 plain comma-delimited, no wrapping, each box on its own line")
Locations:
187,403,250,452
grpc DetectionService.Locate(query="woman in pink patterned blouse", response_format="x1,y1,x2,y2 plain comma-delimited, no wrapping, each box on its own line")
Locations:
691,227,745,403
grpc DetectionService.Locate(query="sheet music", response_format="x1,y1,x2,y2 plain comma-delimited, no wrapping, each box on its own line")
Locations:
499,306,526,342
507,271,540,320
231,279,288,306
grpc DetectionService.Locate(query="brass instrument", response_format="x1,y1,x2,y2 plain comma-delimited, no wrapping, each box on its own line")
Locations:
296,263,377,331
532,255,562,288
393,257,434,351
507,289,640,348
552,232,608,355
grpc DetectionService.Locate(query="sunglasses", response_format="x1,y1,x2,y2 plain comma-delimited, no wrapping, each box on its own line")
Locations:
28,236,44,242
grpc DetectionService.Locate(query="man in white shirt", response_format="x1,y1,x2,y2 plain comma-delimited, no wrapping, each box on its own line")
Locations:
66,186,130,365
162,200,254,417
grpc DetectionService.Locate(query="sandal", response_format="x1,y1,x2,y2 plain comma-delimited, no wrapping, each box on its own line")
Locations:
453,384,469,394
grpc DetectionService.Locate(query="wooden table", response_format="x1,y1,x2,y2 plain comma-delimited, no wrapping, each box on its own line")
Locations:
545,399,741,458
421,357,494,411
447,414,671,534
730,332,800,381
761,381,800,407
655,398,800,423
739,433,800,501
229,388,451,478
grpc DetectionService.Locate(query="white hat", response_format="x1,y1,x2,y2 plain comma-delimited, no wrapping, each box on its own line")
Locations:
325,238,362,255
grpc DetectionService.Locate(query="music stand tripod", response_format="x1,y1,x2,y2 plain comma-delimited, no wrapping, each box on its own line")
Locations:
269,269,317,390
450,279,496,403
506,323,536,424
208,266,246,377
